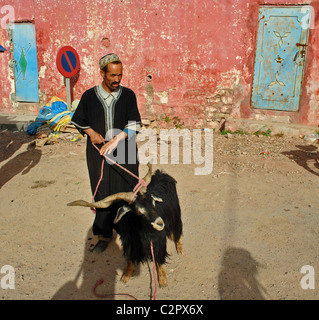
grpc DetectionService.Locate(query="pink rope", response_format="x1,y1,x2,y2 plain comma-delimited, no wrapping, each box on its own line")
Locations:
93,278,137,300
91,143,147,204
93,241,157,301
90,143,157,300
150,241,158,300
91,157,105,214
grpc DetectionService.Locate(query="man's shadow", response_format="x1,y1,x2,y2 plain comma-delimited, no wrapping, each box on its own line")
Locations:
52,227,140,300
218,247,267,300
282,144,319,176
0,141,41,189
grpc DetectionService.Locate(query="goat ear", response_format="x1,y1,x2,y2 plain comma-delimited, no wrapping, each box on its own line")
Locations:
114,205,132,224
151,194,163,207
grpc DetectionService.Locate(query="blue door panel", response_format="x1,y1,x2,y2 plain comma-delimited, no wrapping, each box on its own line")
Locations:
12,23,39,102
251,6,310,111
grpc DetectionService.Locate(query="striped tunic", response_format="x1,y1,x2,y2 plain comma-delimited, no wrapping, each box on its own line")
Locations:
71,84,142,237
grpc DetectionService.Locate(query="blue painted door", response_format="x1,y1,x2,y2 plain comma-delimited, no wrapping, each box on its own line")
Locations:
12,23,39,102
251,6,311,111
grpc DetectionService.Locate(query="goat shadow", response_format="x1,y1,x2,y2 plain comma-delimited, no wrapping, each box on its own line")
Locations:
52,227,141,300
218,247,267,300
282,144,319,176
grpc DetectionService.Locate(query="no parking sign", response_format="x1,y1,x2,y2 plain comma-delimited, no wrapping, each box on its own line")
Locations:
56,46,80,110
56,46,80,78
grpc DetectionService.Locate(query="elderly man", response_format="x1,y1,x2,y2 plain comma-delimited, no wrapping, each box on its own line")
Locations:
71,53,142,252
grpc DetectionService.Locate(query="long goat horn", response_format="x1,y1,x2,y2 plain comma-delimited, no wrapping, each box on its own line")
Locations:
67,192,134,209
139,163,152,193
68,164,153,208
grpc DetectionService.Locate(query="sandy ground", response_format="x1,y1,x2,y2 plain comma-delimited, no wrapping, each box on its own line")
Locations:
0,128,319,301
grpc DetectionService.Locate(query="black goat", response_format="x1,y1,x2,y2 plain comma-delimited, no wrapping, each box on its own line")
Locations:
68,164,183,287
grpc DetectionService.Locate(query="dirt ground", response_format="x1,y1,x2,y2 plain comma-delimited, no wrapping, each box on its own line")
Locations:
1,127,319,300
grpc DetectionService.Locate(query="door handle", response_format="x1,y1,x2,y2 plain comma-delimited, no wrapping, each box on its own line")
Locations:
293,51,299,62
296,43,308,47
296,43,308,58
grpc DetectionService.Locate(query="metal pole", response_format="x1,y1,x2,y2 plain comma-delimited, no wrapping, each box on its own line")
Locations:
66,77,71,110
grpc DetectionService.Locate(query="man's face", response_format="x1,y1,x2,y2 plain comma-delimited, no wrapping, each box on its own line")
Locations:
101,62,123,93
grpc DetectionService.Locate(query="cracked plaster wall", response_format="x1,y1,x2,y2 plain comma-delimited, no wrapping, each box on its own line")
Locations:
0,0,318,126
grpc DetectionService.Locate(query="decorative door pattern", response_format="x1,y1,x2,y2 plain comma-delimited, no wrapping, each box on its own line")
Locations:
251,6,311,111
12,23,39,102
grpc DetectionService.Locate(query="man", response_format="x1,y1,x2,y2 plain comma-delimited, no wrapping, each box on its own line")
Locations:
71,53,142,252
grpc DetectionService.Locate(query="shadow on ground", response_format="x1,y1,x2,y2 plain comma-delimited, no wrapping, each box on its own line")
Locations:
282,144,319,176
52,228,142,300
218,247,267,300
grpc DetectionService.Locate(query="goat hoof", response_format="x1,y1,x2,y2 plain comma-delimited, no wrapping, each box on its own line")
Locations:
176,247,183,255
121,261,134,284
158,277,168,288
120,274,131,284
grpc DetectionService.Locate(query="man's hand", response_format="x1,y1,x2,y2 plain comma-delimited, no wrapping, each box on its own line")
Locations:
99,131,128,155
83,128,105,145
100,138,119,155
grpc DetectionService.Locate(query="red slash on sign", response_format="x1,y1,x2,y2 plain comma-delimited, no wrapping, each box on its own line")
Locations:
56,46,80,78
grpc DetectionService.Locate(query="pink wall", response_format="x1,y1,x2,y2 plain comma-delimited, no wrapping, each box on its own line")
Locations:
0,0,318,126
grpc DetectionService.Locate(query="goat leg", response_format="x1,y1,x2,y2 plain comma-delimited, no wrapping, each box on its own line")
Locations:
121,261,134,284
156,263,168,287
175,238,183,255
169,233,183,254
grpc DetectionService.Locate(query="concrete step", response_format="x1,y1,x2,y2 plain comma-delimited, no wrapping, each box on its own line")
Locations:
224,118,319,136
0,111,318,137
0,112,36,131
